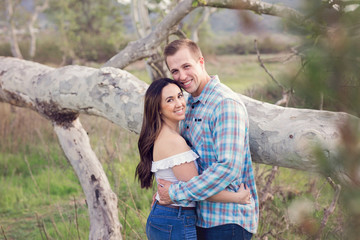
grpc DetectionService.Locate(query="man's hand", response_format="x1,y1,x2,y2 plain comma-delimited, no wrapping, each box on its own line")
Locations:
157,179,173,205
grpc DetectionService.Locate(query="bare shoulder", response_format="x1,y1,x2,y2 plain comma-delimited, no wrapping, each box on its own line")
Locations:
153,130,191,161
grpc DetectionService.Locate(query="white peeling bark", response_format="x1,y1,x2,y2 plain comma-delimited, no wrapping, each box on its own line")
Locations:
1,56,358,174
54,118,122,240
0,57,148,133
239,94,357,173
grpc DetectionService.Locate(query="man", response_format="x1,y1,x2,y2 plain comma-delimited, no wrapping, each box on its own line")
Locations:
157,39,259,240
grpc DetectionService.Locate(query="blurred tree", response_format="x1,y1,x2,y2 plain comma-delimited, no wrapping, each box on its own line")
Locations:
128,0,170,81
289,0,360,116
282,1,360,238
4,0,24,59
46,0,126,63
3,0,49,59
27,0,49,59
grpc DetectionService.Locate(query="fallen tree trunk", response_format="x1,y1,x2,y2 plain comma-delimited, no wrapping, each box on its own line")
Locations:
1,56,358,238
1,56,356,172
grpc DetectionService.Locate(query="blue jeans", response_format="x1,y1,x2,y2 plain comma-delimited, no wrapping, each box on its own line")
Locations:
146,201,197,240
196,224,252,240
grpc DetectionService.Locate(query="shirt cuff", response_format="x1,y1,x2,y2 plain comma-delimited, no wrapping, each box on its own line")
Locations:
169,182,192,206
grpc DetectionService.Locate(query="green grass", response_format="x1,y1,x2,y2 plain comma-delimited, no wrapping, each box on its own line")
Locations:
206,54,289,93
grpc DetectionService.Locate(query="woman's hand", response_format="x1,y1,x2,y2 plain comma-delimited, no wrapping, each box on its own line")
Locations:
151,193,157,207
236,183,251,204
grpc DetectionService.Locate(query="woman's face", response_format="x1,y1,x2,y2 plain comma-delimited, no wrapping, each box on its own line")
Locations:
159,83,186,124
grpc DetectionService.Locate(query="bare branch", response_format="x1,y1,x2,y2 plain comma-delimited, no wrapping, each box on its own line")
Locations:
315,177,341,239
255,39,285,90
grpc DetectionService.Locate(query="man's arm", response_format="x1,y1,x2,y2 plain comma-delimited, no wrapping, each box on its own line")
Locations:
162,99,249,204
157,179,252,205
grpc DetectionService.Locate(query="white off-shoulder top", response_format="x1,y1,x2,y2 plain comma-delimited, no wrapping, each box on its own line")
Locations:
151,150,199,207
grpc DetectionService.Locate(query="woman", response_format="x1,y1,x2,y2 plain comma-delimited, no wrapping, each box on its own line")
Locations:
136,78,250,240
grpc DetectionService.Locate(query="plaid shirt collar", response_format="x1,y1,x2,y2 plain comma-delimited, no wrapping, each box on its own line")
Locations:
188,75,219,105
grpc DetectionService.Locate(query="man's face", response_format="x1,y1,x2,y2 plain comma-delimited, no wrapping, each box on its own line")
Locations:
166,47,206,97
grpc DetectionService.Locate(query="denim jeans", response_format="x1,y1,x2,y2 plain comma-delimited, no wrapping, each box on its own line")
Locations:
196,224,252,240
146,201,197,240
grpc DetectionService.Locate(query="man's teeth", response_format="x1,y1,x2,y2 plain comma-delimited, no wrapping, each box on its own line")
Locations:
183,81,191,86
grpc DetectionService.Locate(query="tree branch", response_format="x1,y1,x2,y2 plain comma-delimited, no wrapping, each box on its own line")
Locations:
2,56,358,177
103,0,311,69
54,118,122,239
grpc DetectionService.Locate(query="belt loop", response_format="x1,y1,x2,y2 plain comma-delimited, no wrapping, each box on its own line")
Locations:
178,206,182,218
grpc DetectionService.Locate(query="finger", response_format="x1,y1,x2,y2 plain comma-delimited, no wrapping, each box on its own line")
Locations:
239,183,244,190
158,199,167,205
158,179,169,187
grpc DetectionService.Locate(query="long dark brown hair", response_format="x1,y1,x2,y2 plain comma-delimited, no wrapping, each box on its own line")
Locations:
136,78,183,189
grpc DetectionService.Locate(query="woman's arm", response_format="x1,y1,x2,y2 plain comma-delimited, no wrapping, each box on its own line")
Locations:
172,162,251,204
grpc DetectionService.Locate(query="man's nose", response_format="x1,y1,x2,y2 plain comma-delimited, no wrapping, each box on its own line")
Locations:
179,70,186,81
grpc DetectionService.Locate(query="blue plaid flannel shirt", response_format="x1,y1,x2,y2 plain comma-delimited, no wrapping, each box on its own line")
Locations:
168,75,259,233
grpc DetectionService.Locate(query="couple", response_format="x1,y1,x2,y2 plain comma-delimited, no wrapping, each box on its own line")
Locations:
136,39,259,240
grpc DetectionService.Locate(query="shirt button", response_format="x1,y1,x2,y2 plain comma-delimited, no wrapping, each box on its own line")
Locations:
186,126,189,129
192,105,194,109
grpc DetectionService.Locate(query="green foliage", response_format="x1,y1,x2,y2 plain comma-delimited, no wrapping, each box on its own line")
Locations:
213,32,297,55
45,0,127,62
32,32,64,65
0,42,12,57
272,2,360,238
287,1,360,115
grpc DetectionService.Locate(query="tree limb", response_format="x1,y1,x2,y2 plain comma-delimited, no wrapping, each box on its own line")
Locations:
54,118,122,240
1,56,357,175
103,0,310,69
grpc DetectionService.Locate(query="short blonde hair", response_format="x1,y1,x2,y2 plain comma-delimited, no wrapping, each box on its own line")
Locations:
164,39,202,64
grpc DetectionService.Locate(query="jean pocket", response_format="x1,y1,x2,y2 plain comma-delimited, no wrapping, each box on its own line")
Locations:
146,220,172,240
184,216,197,240
185,215,196,227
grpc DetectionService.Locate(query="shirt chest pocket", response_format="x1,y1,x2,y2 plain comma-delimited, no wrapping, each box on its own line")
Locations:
183,119,205,166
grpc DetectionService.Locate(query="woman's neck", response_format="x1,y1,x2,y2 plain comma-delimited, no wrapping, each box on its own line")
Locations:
162,120,180,133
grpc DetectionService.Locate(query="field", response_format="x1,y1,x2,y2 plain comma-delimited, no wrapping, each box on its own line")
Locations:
0,54,343,239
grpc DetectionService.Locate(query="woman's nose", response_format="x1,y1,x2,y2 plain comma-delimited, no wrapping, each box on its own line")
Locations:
175,99,181,106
